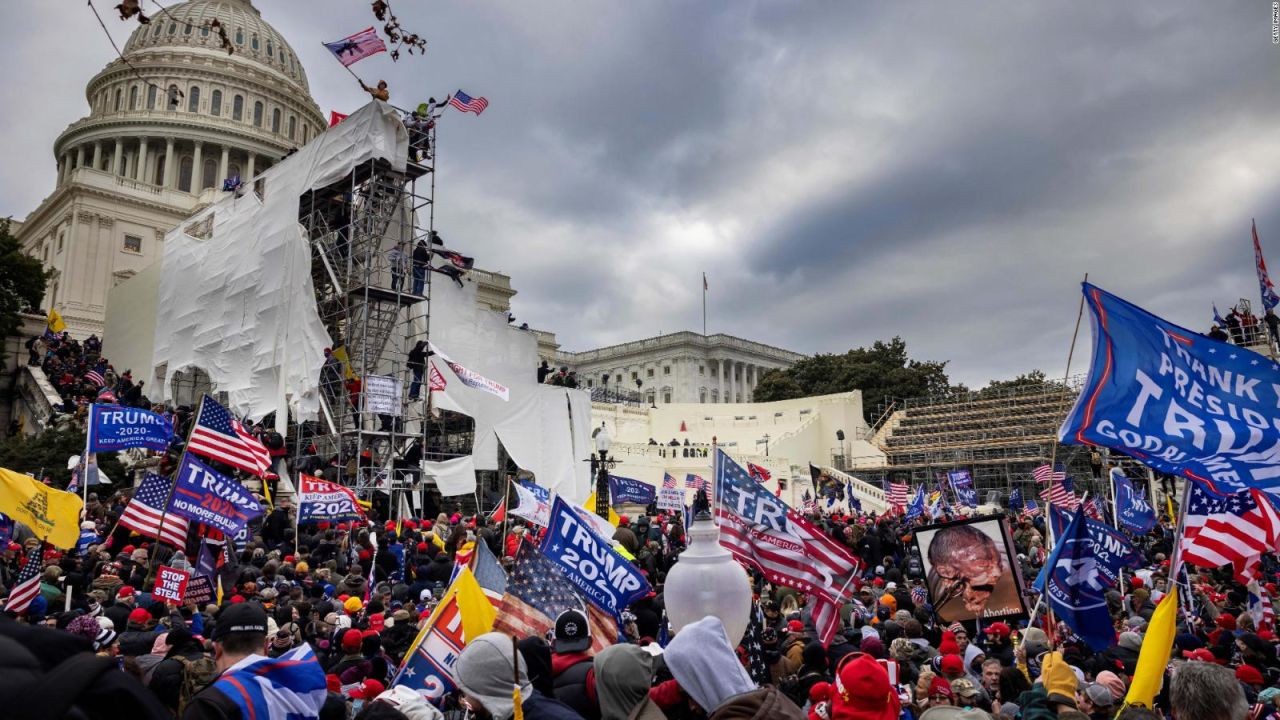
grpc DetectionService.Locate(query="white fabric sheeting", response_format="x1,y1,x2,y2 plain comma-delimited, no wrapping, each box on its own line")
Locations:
421,455,478,497
149,101,409,421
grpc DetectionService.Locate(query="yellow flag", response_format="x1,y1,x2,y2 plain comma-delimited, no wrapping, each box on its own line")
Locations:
46,308,66,334
451,566,497,642
0,468,84,549
1167,494,1177,524
583,493,620,527
1124,586,1178,708
331,346,356,380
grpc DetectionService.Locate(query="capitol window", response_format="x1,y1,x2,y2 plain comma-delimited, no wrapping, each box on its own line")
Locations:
168,22,177,36
114,89,121,112
232,95,244,121
129,86,138,110
647,368,654,377
251,34,260,51
201,24,209,37
202,158,217,189
253,101,264,127
178,156,193,192
188,86,200,113
210,89,222,116
167,84,180,109
272,108,281,133
287,116,296,140
267,41,273,57
183,21,192,36
235,28,244,45
123,234,142,253
147,85,157,110
664,366,671,375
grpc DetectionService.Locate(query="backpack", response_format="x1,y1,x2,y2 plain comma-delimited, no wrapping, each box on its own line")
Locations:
176,655,219,715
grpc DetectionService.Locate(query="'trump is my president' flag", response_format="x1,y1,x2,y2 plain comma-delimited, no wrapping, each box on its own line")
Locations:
1060,283,1280,494
1112,468,1157,535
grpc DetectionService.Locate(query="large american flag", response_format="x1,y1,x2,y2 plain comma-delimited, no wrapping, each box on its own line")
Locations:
448,89,489,115
714,450,860,647
5,544,44,614
1181,479,1280,583
83,370,105,387
1022,498,1042,518
322,27,386,67
492,539,615,653
119,472,190,547
188,396,270,477
1041,474,1080,511
662,473,678,490
887,481,909,509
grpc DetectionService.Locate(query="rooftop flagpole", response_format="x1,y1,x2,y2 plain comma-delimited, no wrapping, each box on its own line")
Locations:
702,272,708,336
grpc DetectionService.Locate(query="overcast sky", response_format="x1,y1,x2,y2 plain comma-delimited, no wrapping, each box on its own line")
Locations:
4,1,1280,388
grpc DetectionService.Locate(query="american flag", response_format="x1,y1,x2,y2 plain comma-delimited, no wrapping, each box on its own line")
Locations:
1023,498,1042,518
662,473,678,490
1181,479,1280,583
471,539,507,608
188,396,271,477
119,472,190,547
5,544,44,614
1249,580,1276,633
1256,220,1280,312
428,361,447,392
741,605,770,685
492,540,615,652
448,89,489,115
685,474,707,492
747,463,772,482
323,27,386,67
1083,496,1103,521
1033,464,1066,485
714,450,860,647
887,481,909,509
1041,474,1080,511
97,388,117,403
83,370,105,387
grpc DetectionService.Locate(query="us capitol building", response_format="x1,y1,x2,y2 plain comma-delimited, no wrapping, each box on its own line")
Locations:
16,0,806,405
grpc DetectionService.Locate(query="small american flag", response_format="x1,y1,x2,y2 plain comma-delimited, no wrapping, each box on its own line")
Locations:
83,370,105,387
685,473,707,492
887,481,909,509
323,27,386,67
188,395,271,477
492,540,615,653
1083,496,1103,521
1249,580,1276,633
1033,463,1066,485
662,473,677,489
1041,474,1080,511
1181,480,1280,583
1023,498,1042,518
448,89,489,115
120,472,190,547
5,544,44,614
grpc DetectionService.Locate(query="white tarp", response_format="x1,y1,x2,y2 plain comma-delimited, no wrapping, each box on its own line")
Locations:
419,274,593,503
421,455,478,497
149,101,409,421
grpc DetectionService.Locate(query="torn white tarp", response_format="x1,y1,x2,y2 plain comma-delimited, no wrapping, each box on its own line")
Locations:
421,455,478,497
149,101,409,421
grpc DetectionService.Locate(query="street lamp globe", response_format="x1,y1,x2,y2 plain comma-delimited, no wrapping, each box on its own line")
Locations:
595,426,611,455
663,514,752,646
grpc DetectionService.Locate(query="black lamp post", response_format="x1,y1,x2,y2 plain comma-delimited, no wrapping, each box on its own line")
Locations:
593,425,613,519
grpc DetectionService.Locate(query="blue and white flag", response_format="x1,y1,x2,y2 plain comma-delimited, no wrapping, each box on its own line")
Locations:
1040,509,1117,651
608,474,655,506
167,454,263,538
905,486,926,521
0,514,12,548
211,644,327,719
1213,303,1227,328
75,526,99,556
1045,506,1142,586
541,496,651,617
846,481,862,513
1060,283,1280,494
948,470,977,507
512,479,551,526
1112,468,1157,535
87,404,174,453
1009,487,1025,511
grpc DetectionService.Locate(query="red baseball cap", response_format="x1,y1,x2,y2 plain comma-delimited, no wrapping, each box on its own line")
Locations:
349,678,385,700
1182,648,1216,662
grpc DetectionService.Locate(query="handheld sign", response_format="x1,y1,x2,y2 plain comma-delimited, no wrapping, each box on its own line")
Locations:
154,565,190,603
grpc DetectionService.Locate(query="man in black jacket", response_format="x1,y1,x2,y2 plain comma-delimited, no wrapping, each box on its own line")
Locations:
147,626,209,713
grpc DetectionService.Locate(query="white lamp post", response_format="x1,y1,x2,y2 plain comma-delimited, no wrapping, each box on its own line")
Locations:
663,507,752,646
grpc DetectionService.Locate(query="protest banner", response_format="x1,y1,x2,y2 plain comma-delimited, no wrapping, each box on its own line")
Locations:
87,404,174,453
153,565,190,603
656,487,684,512
363,374,402,416
297,474,365,523
913,516,1027,623
542,496,650,617
167,454,263,537
608,474,655,506
185,574,214,606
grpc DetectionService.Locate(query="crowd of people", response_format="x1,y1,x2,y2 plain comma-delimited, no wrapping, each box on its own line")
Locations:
25,330,149,419
1208,305,1280,349
0,451,1276,719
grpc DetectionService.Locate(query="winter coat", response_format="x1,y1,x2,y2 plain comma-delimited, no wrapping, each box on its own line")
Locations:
148,643,208,711
710,687,806,720
119,629,157,657
552,652,599,719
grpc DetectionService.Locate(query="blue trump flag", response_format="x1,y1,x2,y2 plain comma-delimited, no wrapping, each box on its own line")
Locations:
1009,487,1025,511
948,470,977,507
905,486,926,521
1111,468,1157,535
1041,509,1118,651
167,453,264,537
87,404,174,453
1044,506,1142,586
608,474,656,506
1061,283,1280,494
542,496,651,617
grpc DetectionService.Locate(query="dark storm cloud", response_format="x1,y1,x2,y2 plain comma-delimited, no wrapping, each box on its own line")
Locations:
4,2,1280,388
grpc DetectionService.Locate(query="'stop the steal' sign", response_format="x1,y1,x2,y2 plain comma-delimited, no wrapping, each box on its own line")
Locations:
1061,283,1280,494
167,453,263,537
153,565,189,603
541,496,650,617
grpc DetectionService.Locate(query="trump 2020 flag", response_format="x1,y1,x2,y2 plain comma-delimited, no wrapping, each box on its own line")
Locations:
948,470,977,507
542,496,650,617
168,454,263,538
1060,283,1280,494
88,404,174,453
1112,468,1157,535
1042,508,1117,651
1045,506,1142,586
297,474,365,524
608,474,655,506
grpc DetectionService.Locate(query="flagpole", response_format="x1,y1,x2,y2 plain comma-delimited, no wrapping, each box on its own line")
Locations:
81,403,94,509
702,272,707,336
149,395,205,577
1107,467,1127,596
500,473,512,542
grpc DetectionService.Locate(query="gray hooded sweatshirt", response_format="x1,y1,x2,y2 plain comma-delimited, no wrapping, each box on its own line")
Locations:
664,616,755,713
594,644,661,720
456,632,535,720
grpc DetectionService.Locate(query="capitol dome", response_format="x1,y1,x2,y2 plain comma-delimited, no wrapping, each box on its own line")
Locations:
51,0,325,199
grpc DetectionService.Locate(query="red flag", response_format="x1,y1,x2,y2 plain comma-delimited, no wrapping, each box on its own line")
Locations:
329,111,349,127
490,496,507,524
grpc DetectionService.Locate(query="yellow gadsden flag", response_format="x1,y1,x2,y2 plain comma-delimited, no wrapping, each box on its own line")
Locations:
46,308,66,334
0,467,84,549
1124,585,1178,709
